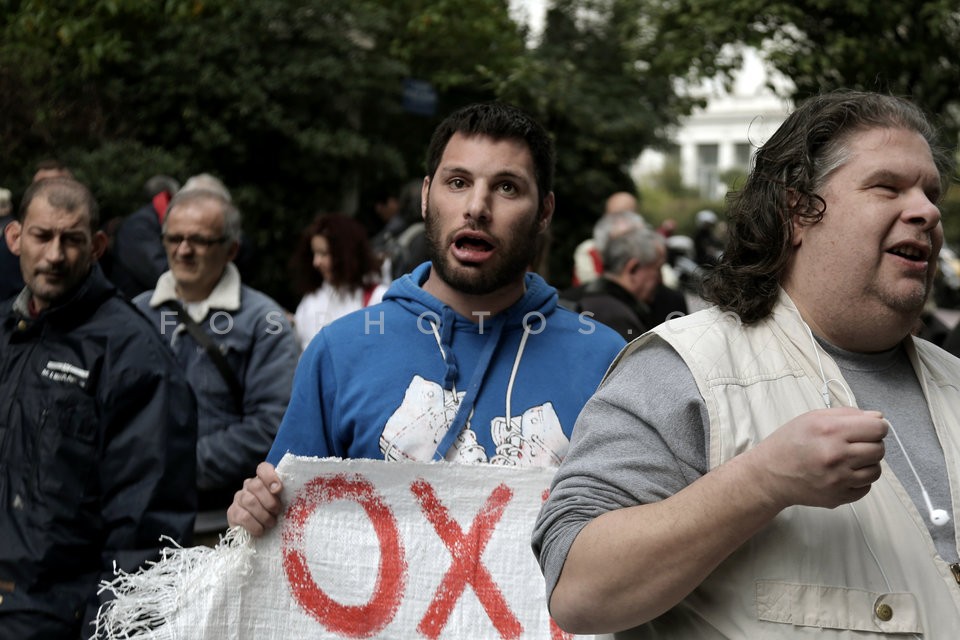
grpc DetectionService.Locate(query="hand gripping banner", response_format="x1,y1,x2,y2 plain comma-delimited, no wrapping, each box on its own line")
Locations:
97,455,601,640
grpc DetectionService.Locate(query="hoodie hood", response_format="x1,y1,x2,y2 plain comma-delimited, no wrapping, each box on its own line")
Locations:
383,261,558,327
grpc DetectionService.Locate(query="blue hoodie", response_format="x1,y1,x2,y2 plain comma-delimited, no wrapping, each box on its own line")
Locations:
268,262,625,466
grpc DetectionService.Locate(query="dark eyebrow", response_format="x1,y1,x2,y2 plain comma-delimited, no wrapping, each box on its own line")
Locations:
437,165,531,184
494,171,530,183
437,165,471,177
27,224,87,237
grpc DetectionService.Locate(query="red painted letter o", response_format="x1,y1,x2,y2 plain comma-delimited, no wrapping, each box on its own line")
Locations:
281,474,406,637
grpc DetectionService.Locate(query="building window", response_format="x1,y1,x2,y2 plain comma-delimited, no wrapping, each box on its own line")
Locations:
697,144,719,199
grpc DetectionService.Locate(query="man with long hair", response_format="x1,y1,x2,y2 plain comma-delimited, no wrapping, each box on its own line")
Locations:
535,91,960,638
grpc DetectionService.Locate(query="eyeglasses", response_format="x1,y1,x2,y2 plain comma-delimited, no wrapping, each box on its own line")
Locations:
161,233,228,249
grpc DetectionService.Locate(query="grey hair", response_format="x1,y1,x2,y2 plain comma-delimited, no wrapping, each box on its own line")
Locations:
181,173,232,201
701,90,954,324
164,188,242,243
144,175,180,200
599,211,663,273
594,209,646,251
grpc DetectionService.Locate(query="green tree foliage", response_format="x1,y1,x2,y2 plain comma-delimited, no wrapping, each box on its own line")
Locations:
3,0,957,300
0,0,537,302
491,0,715,284
126,0,411,286
649,0,960,259
651,0,960,142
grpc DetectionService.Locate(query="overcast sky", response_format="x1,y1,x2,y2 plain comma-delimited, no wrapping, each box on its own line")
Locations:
509,0,547,36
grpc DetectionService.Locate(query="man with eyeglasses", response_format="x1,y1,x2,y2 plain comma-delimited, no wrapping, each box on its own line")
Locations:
134,187,299,545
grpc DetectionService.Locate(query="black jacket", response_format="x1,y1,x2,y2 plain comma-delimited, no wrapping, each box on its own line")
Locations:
559,277,652,341
109,202,169,300
0,265,197,639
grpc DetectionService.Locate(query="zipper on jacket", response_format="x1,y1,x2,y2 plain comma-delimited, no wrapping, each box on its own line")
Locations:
951,563,960,587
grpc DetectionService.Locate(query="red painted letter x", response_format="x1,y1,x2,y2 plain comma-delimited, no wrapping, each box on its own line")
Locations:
411,480,521,639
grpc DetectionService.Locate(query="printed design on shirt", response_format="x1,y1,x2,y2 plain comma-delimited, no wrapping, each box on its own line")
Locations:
380,375,482,463
379,375,569,465
40,360,89,388
489,402,567,466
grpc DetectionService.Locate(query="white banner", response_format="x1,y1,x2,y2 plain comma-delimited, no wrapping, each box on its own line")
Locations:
98,455,600,640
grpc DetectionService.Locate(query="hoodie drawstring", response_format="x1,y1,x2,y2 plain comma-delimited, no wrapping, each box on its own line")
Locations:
429,315,532,461
504,324,531,430
429,320,458,402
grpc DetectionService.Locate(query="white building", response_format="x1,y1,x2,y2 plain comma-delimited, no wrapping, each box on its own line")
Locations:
507,0,794,200
631,49,794,199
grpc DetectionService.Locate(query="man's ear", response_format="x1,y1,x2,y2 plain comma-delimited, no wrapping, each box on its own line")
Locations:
420,177,431,221
92,230,108,260
786,189,806,247
538,192,555,231
4,220,22,256
226,239,240,262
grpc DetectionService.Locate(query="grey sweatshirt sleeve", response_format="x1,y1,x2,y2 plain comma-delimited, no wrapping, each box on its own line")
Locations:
531,336,710,603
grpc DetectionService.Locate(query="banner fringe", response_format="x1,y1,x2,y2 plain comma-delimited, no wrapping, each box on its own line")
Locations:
94,527,253,639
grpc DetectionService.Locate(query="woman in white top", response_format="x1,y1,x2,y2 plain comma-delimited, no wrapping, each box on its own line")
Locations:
291,213,388,349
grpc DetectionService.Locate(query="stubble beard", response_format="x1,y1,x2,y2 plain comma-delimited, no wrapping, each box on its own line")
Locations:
423,196,540,296
29,262,89,307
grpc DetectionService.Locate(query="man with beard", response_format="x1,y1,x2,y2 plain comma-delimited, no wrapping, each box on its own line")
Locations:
534,91,960,638
228,102,626,536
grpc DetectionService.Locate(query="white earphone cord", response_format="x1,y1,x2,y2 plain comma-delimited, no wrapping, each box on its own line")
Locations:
805,321,949,527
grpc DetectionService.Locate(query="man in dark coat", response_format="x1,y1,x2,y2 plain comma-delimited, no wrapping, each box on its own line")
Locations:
560,211,667,341
0,177,197,639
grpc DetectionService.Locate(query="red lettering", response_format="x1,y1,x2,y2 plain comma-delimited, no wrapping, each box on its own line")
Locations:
411,479,521,639
281,474,406,638
550,619,574,640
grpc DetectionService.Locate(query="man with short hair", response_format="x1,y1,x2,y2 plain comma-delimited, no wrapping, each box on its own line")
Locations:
0,177,197,639
560,211,666,340
228,102,626,536
535,91,960,637
571,190,639,286
134,188,299,540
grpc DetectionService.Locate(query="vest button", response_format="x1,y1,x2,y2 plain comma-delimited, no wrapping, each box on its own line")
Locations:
875,602,893,621
16,319,26,331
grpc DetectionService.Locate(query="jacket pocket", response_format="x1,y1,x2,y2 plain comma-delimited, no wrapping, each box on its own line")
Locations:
37,400,98,504
756,580,922,635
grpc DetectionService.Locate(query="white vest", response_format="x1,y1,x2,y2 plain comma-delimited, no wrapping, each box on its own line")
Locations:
617,292,960,638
